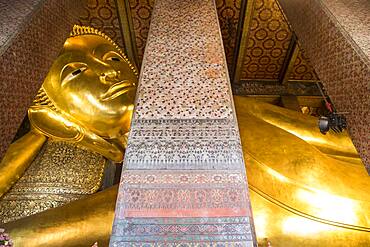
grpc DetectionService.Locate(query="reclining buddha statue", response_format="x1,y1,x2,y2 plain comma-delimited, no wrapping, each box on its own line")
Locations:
0,25,138,222
1,26,369,247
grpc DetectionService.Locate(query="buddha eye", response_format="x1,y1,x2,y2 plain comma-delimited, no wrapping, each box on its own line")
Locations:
72,68,84,76
108,57,121,62
61,65,87,86
71,67,87,77
103,51,123,62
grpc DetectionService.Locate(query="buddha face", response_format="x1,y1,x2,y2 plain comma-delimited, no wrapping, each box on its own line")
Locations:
42,34,137,139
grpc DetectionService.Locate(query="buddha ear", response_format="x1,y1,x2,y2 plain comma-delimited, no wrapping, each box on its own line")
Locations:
28,106,84,141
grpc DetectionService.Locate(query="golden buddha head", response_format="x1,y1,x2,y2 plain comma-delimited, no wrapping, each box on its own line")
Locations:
28,25,138,161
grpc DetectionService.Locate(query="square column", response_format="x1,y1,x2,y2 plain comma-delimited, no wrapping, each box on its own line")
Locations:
110,0,256,246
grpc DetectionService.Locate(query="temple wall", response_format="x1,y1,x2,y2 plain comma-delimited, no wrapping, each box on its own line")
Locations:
0,0,86,160
278,0,370,170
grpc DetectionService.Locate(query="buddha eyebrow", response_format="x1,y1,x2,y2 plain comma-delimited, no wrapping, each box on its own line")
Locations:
59,51,85,63
93,44,114,57
58,52,74,61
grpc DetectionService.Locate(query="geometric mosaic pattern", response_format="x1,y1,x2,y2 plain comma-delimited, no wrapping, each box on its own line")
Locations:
110,0,256,245
129,0,242,70
129,0,155,66
125,120,244,170
215,0,242,71
117,170,250,218
241,0,292,80
0,141,105,223
78,0,125,49
289,44,319,81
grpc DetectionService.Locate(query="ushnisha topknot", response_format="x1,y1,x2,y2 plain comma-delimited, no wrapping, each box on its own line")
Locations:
70,25,138,77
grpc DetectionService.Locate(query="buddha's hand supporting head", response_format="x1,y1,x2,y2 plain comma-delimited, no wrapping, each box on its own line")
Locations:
28,26,138,161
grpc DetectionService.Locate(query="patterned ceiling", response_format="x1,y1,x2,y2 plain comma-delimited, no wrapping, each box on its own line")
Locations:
129,0,155,65
241,0,292,80
289,44,319,81
78,0,125,49
239,0,319,83
78,0,320,93
215,0,241,70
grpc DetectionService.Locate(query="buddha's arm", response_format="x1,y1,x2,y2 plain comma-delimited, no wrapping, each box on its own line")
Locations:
3,185,118,247
0,130,46,198
233,96,359,158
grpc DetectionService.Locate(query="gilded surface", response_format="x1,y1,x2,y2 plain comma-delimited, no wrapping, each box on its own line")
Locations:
0,131,46,198
28,25,138,162
0,25,138,223
0,0,85,161
0,140,106,223
235,96,370,246
5,186,118,247
5,97,370,246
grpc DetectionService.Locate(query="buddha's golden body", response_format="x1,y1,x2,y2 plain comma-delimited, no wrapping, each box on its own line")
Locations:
0,26,369,247
0,25,138,223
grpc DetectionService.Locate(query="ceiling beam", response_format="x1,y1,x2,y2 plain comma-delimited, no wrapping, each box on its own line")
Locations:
236,79,321,96
115,0,139,69
231,0,256,84
278,33,298,84
239,79,280,85
239,78,321,85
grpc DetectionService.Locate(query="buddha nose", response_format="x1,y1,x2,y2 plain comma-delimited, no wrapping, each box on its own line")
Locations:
99,69,119,85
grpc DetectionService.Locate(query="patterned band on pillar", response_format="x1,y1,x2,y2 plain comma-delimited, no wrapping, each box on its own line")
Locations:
110,0,256,246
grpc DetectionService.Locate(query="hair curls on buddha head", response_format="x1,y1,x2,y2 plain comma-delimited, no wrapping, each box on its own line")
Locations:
69,25,138,76
32,25,138,107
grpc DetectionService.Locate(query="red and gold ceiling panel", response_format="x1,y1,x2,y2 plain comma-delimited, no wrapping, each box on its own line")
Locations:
288,44,319,81
78,0,125,49
215,0,242,71
129,0,155,65
241,0,292,80
128,0,242,70
77,0,320,86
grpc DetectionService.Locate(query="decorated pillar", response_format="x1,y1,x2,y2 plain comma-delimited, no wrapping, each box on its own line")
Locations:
110,0,256,246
